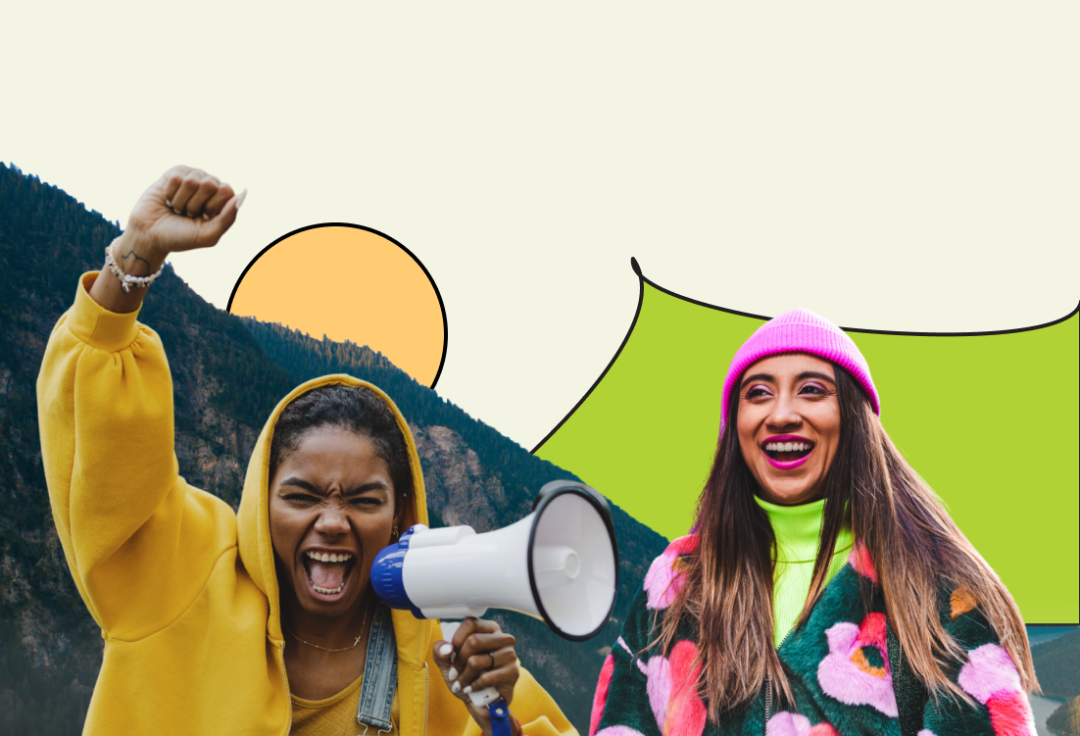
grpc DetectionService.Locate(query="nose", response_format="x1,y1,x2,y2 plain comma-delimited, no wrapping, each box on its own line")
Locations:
766,390,801,430
313,501,351,537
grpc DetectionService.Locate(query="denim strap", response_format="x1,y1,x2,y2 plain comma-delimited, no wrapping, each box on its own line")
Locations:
356,603,398,732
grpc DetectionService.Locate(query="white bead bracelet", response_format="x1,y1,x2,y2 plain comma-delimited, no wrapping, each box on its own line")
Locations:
104,238,165,294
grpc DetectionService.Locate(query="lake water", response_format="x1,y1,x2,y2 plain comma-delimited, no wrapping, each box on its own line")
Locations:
1029,693,1067,736
1028,625,1078,647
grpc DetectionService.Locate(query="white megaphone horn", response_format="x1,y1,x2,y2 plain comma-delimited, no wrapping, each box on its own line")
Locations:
371,480,619,641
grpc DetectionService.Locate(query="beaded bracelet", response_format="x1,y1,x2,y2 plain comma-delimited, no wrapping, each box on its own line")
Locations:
104,238,165,294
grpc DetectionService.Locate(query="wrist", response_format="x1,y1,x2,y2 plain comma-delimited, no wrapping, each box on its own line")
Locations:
112,232,167,276
89,233,166,313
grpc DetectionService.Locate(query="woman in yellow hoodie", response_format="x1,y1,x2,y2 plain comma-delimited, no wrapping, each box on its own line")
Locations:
37,166,578,736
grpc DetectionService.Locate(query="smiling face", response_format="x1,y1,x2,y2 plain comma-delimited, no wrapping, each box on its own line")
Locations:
268,426,402,620
735,353,841,506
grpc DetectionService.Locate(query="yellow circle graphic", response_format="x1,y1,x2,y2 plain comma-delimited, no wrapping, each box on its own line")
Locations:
227,224,447,387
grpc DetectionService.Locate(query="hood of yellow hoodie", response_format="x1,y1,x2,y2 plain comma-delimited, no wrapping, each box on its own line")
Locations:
236,374,434,668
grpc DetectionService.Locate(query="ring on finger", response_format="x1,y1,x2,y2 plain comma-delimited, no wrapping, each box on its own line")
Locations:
487,652,496,669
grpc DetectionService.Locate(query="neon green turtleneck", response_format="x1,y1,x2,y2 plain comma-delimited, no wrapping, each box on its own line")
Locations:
754,496,853,647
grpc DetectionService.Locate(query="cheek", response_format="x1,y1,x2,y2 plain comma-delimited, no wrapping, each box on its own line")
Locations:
737,435,766,478
354,510,396,547
267,503,310,560
267,503,290,559
735,419,757,460
817,416,842,469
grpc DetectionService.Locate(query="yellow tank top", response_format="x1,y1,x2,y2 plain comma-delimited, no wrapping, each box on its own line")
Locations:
291,672,400,736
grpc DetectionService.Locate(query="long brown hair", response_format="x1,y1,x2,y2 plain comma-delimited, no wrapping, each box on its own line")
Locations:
656,361,1037,721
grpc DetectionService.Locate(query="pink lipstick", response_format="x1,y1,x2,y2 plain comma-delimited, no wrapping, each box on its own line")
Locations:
761,435,815,470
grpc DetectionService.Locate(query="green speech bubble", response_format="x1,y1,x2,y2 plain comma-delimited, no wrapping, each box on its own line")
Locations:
535,259,1078,624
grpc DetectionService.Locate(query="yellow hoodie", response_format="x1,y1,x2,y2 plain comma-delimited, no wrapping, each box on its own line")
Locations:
37,273,577,736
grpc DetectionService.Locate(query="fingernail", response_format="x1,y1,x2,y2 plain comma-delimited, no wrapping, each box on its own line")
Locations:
202,213,210,220
172,208,182,215
439,644,453,657
448,667,458,680
165,199,172,208
463,685,472,694
451,681,461,693
236,188,248,210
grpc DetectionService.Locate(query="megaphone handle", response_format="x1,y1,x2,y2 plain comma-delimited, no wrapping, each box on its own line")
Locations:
487,699,512,736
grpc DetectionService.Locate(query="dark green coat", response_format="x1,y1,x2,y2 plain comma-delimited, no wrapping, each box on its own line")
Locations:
589,535,1036,736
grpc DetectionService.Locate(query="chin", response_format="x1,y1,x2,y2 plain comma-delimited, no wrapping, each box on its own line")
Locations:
762,482,818,504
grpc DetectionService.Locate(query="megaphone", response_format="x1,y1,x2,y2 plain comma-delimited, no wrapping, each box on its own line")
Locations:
372,480,619,641
372,481,619,733
371,475,617,730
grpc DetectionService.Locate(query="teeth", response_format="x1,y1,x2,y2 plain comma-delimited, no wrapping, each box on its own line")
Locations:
306,551,353,563
312,581,346,595
764,442,811,452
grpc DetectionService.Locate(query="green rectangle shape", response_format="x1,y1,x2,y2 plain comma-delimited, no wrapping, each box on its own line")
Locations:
536,279,1079,623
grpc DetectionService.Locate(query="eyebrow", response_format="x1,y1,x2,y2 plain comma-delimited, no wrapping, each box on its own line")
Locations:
278,477,391,496
741,372,774,388
740,371,835,389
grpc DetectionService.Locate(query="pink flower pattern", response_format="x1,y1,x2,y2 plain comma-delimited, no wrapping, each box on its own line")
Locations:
817,612,898,718
633,638,708,736
643,654,672,731
957,643,1036,736
765,711,841,736
643,534,699,610
589,653,615,736
957,643,1022,703
663,640,707,736
847,541,878,583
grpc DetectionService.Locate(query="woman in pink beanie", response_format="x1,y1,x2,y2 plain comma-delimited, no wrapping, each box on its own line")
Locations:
589,309,1039,736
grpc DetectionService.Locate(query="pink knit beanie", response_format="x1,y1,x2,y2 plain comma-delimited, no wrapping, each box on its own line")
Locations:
720,307,880,423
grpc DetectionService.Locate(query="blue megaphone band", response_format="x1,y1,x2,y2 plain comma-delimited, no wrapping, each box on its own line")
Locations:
371,525,426,619
488,700,512,736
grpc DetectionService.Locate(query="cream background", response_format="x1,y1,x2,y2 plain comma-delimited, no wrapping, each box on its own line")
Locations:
2,2,1077,450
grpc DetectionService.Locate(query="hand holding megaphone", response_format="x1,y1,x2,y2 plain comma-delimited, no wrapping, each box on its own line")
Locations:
432,617,519,727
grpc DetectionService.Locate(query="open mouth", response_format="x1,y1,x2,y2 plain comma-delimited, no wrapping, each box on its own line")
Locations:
302,550,357,598
762,438,815,468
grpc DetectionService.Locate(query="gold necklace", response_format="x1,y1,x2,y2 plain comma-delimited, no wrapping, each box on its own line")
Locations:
282,603,371,653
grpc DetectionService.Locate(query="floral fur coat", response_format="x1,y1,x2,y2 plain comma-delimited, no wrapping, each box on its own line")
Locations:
589,535,1037,736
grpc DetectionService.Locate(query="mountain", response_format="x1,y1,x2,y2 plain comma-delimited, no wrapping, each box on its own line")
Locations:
1031,626,1080,736
0,163,669,735
1033,626,1080,700
1047,696,1080,736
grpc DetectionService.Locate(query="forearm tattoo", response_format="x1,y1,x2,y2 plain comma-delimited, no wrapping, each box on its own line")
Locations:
120,248,153,276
